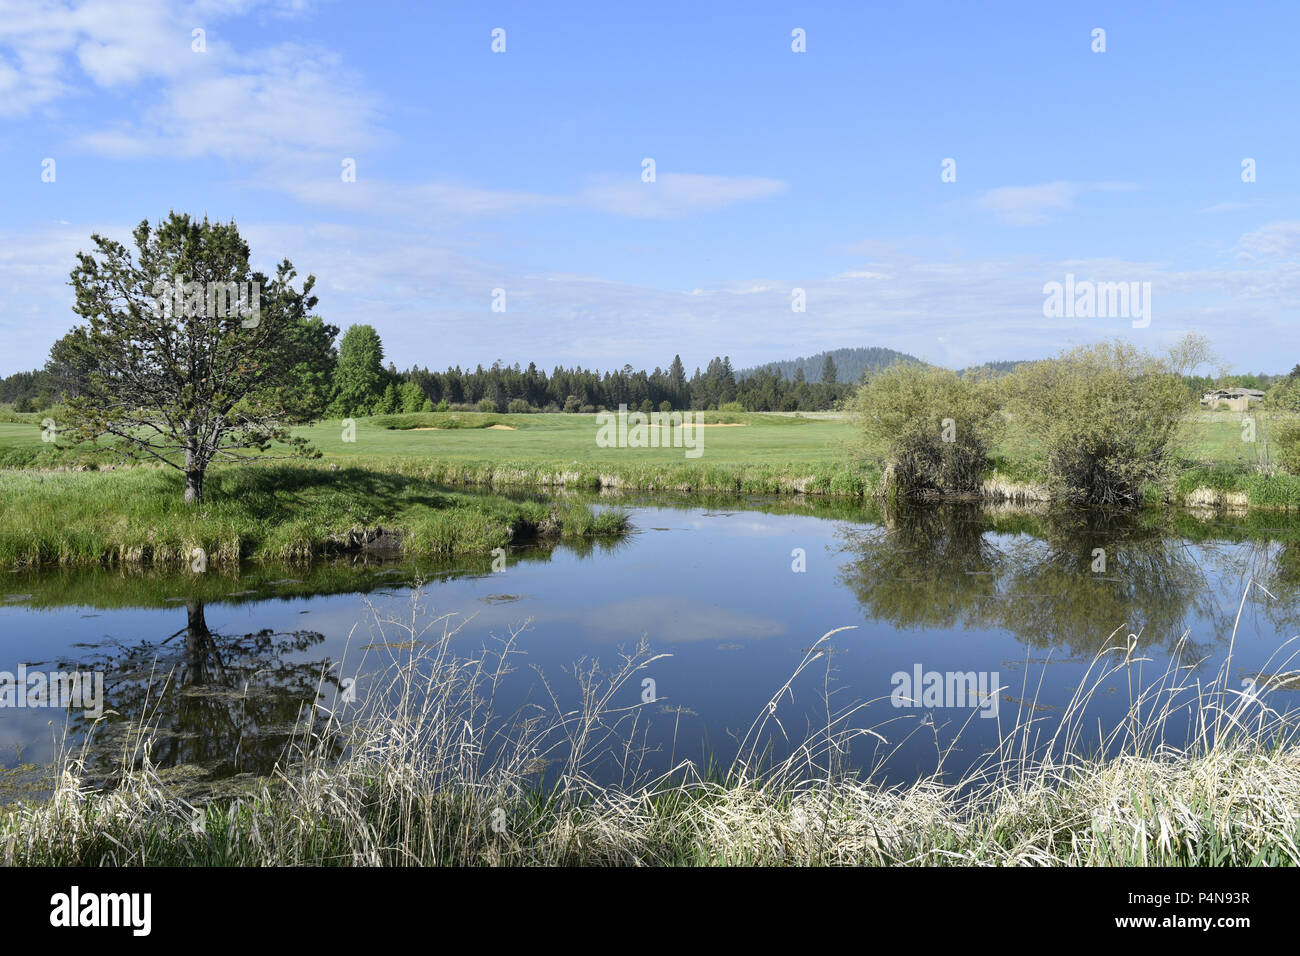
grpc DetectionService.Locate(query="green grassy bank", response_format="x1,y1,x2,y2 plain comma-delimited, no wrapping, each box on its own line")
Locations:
0,463,628,569
5,410,1300,518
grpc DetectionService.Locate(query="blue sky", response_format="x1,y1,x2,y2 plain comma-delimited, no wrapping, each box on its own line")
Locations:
2,0,1298,376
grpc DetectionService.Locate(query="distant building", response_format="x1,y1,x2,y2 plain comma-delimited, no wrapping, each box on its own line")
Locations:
1200,387,1266,411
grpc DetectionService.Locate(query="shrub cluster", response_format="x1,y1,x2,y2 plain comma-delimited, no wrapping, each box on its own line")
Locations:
852,364,1002,497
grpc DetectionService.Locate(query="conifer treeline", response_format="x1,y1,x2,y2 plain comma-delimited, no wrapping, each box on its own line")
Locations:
398,353,853,415
7,321,858,415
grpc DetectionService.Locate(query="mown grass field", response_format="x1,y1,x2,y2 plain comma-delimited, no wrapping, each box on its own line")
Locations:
3,409,1300,525
303,411,857,465
0,411,856,468
2,408,1286,469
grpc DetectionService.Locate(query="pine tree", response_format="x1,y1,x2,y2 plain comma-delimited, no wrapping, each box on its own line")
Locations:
62,212,331,504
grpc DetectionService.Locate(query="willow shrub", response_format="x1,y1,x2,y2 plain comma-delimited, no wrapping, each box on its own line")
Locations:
1008,341,1191,506
851,364,1003,497
1272,420,1300,477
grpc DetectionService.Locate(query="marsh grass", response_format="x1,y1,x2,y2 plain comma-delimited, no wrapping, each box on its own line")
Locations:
6,581,1300,866
0,464,629,568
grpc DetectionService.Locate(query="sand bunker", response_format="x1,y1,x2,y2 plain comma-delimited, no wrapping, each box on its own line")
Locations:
410,424,517,431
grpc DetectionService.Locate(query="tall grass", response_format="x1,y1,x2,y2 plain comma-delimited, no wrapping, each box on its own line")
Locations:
0,464,629,568
6,583,1300,866
351,457,883,497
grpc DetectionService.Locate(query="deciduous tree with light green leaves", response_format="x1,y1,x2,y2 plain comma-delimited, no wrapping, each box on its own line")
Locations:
329,324,389,417
851,363,1003,497
1007,336,1210,506
398,381,426,413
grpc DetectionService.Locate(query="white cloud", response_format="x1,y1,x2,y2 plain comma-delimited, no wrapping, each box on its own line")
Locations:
833,270,891,281
275,176,561,220
11,216,1298,377
977,182,1079,225
975,181,1139,226
0,0,199,113
78,43,384,163
273,171,787,222
1237,220,1300,259
0,1,782,224
0,0,377,165
578,173,787,220
1201,201,1250,214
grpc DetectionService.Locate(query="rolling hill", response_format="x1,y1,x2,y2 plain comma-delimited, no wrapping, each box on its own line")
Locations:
739,347,924,384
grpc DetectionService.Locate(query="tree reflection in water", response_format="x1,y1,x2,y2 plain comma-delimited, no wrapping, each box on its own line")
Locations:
835,503,1298,658
41,599,339,789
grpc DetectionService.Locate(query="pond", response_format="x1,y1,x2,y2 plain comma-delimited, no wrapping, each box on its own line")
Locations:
3,493,1299,799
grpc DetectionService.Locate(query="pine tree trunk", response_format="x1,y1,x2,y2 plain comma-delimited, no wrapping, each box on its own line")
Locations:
184,470,204,505
184,440,204,505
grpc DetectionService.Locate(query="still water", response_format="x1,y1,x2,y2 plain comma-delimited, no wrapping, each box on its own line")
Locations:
2,494,1299,798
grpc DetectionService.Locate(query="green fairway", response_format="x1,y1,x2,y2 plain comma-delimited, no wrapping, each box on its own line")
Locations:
0,411,882,504
4,409,1290,471
296,410,858,466
0,421,46,464
0,411,859,469
4,408,1300,508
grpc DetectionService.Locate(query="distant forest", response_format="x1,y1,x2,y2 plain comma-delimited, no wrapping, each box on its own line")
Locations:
2,325,858,415
958,360,1030,377
1,327,1283,417
740,346,922,383
395,353,855,415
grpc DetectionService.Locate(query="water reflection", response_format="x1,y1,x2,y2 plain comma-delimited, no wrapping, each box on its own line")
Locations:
5,498,1300,795
3,534,627,792
36,600,335,790
835,504,1292,657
